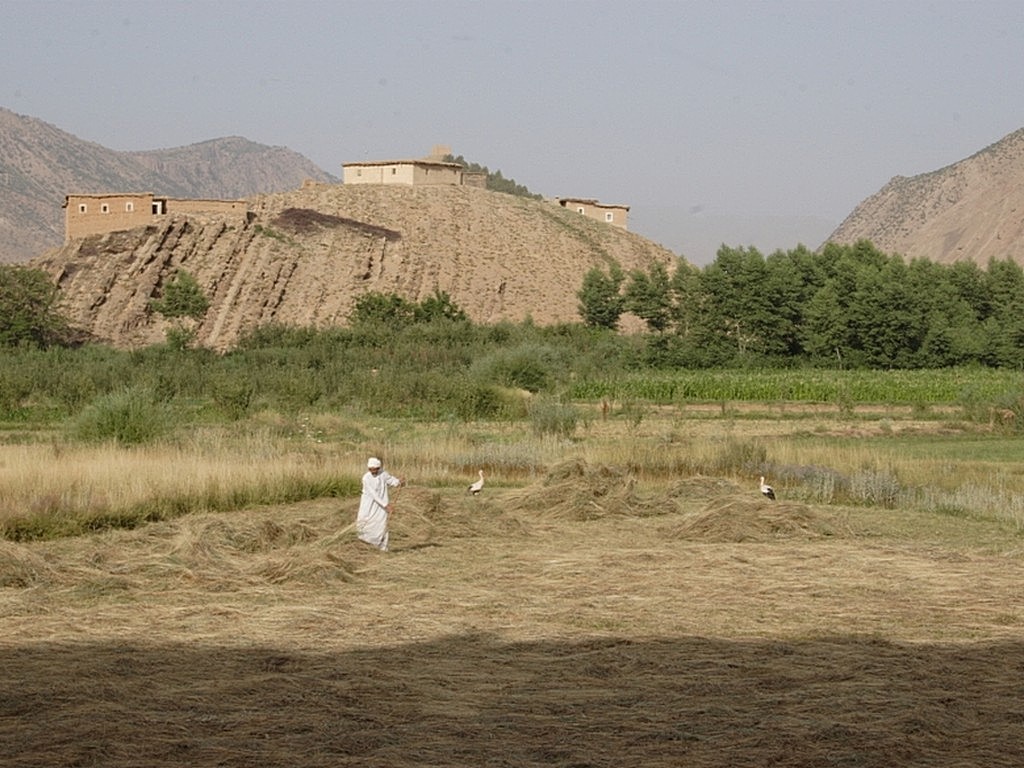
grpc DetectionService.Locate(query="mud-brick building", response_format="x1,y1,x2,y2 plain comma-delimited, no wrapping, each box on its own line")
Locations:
341,159,467,187
342,143,474,188
64,193,248,241
556,197,630,230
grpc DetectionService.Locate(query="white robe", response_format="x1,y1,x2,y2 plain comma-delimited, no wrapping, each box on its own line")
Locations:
356,469,401,551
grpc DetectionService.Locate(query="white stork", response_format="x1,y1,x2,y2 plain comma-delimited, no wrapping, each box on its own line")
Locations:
468,470,485,495
760,476,776,501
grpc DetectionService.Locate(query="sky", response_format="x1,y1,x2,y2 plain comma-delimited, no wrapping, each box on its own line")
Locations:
3,0,1023,265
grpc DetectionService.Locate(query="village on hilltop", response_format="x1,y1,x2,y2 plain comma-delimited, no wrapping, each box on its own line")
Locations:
62,145,630,242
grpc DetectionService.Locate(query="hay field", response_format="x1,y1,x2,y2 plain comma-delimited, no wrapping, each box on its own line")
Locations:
3,419,1024,766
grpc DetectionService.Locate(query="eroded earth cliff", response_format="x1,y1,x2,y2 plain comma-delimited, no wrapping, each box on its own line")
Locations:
33,183,680,349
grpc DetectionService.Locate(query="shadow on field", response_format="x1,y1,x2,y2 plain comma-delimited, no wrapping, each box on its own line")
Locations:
3,633,1023,767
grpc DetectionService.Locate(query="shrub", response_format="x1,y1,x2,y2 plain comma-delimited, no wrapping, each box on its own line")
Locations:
469,343,562,393
0,265,71,348
69,387,174,445
529,397,579,438
847,467,903,508
711,439,768,476
149,269,209,321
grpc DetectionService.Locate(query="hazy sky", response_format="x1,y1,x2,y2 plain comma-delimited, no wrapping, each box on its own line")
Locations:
3,0,1022,264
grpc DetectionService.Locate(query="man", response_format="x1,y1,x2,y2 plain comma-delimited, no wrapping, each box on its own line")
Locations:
356,457,402,552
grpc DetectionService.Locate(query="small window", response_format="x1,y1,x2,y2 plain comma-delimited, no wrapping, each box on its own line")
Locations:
391,167,397,175
101,203,110,214
605,212,613,222
78,204,87,214
126,202,134,212
356,169,362,177
576,207,585,215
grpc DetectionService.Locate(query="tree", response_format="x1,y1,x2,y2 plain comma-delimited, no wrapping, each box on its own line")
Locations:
0,265,70,348
801,283,848,365
149,269,210,349
149,269,209,321
624,262,674,332
668,261,702,336
698,246,773,360
414,289,468,323
577,264,625,329
349,292,417,327
444,154,542,199
983,259,1024,367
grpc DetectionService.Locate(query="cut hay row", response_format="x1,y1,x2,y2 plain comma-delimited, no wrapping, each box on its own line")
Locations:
0,462,847,594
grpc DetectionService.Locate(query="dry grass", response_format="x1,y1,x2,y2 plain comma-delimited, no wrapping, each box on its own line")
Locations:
0,437,340,522
3,444,1024,766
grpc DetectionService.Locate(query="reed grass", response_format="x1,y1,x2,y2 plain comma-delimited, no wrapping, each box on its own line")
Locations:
5,400,1024,539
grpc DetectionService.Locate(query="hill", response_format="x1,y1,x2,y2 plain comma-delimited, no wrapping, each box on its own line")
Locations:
31,182,680,349
0,107,336,263
825,127,1024,265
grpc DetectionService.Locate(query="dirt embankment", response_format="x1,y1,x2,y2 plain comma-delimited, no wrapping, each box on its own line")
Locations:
33,183,680,349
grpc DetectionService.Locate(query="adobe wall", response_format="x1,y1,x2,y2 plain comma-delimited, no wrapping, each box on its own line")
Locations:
167,199,248,216
558,199,630,230
343,161,464,186
64,193,156,241
410,163,463,185
64,194,248,241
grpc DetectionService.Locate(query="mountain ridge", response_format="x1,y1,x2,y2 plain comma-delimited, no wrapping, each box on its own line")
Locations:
825,126,1024,265
0,107,336,262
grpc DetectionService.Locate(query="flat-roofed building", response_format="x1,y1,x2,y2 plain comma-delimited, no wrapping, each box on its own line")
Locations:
556,197,630,230
342,159,465,187
64,193,248,240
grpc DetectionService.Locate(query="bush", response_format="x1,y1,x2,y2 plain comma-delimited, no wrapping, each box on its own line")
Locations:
0,265,71,348
711,439,768,476
69,387,174,445
469,343,563,393
529,397,579,438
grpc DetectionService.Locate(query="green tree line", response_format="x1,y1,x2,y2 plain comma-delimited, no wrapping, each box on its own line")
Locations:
3,266,1024,437
443,154,542,199
580,240,1024,369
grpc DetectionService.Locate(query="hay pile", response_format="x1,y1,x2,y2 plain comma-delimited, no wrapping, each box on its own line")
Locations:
0,540,53,587
503,459,670,521
665,475,745,500
0,503,376,594
669,495,847,542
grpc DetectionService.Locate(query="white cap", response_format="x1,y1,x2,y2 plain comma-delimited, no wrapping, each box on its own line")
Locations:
367,457,382,469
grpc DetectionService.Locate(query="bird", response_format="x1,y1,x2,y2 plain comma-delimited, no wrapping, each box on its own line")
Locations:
468,470,485,495
760,476,776,501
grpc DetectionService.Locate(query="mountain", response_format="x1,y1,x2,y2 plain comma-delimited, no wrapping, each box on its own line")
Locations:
825,127,1024,266
31,183,680,350
0,108,336,263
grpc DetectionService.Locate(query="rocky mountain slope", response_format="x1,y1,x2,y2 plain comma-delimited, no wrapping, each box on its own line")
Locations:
0,107,335,263
31,183,680,350
825,127,1024,265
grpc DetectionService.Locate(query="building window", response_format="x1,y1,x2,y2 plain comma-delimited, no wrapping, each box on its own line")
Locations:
576,207,585,215
605,212,613,222
356,169,362,176
78,204,87,214
391,167,397,175
101,203,110,214
126,202,134,212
